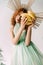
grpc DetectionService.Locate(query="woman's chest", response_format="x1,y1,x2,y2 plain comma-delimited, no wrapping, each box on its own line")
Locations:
14,23,26,41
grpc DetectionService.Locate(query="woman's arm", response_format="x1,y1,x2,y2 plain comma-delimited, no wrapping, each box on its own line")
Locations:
10,17,27,45
10,25,23,45
25,25,32,46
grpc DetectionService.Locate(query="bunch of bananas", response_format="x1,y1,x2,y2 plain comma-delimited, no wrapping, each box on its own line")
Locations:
21,11,36,25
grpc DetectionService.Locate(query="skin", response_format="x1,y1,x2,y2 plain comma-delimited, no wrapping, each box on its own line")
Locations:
10,11,34,46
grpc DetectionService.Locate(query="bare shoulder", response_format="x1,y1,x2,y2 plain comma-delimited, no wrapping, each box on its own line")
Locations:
10,24,15,37
10,24,14,30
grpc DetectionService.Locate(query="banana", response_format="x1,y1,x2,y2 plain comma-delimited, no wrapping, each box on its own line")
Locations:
28,11,36,20
21,11,36,25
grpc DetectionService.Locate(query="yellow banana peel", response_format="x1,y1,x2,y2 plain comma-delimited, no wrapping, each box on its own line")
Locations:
21,11,36,25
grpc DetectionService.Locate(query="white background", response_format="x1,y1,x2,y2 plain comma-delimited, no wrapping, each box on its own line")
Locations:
0,0,43,65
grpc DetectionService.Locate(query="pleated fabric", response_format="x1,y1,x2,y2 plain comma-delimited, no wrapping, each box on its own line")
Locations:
11,23,43,65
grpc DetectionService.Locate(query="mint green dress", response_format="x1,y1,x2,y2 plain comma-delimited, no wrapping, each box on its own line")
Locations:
11,23,43,65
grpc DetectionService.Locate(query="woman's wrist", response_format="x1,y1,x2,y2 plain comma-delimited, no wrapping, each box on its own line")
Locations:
27,26,32,31
20,26,24,31
19,26,23,32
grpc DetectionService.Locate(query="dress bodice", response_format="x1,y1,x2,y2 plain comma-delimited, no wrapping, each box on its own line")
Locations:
14,23,26,43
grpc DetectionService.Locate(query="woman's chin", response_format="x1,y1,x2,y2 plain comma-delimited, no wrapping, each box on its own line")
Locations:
16,20,19,23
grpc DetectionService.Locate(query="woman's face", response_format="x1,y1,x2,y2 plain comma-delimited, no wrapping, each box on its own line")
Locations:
15,11,23,23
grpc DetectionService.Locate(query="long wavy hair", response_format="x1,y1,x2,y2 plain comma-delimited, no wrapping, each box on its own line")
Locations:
11,8,27,27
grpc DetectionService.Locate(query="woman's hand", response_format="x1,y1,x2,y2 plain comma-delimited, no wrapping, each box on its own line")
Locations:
27,19,35,30
20,17,27,30
28,24,34,29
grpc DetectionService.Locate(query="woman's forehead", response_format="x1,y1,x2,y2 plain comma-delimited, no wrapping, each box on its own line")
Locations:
18,11,23,15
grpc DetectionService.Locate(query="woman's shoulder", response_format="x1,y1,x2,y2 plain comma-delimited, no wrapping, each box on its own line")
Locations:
14,23,20,30
14,23,20,34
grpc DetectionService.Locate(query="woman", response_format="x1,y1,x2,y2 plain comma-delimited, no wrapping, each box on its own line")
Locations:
10,8,43,65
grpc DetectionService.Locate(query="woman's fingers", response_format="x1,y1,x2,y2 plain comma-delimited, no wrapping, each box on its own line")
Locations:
21,17,27,24
21,16,25,21
24,18,27,25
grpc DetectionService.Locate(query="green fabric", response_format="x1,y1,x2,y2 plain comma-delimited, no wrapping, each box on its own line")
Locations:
11,23,43,65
